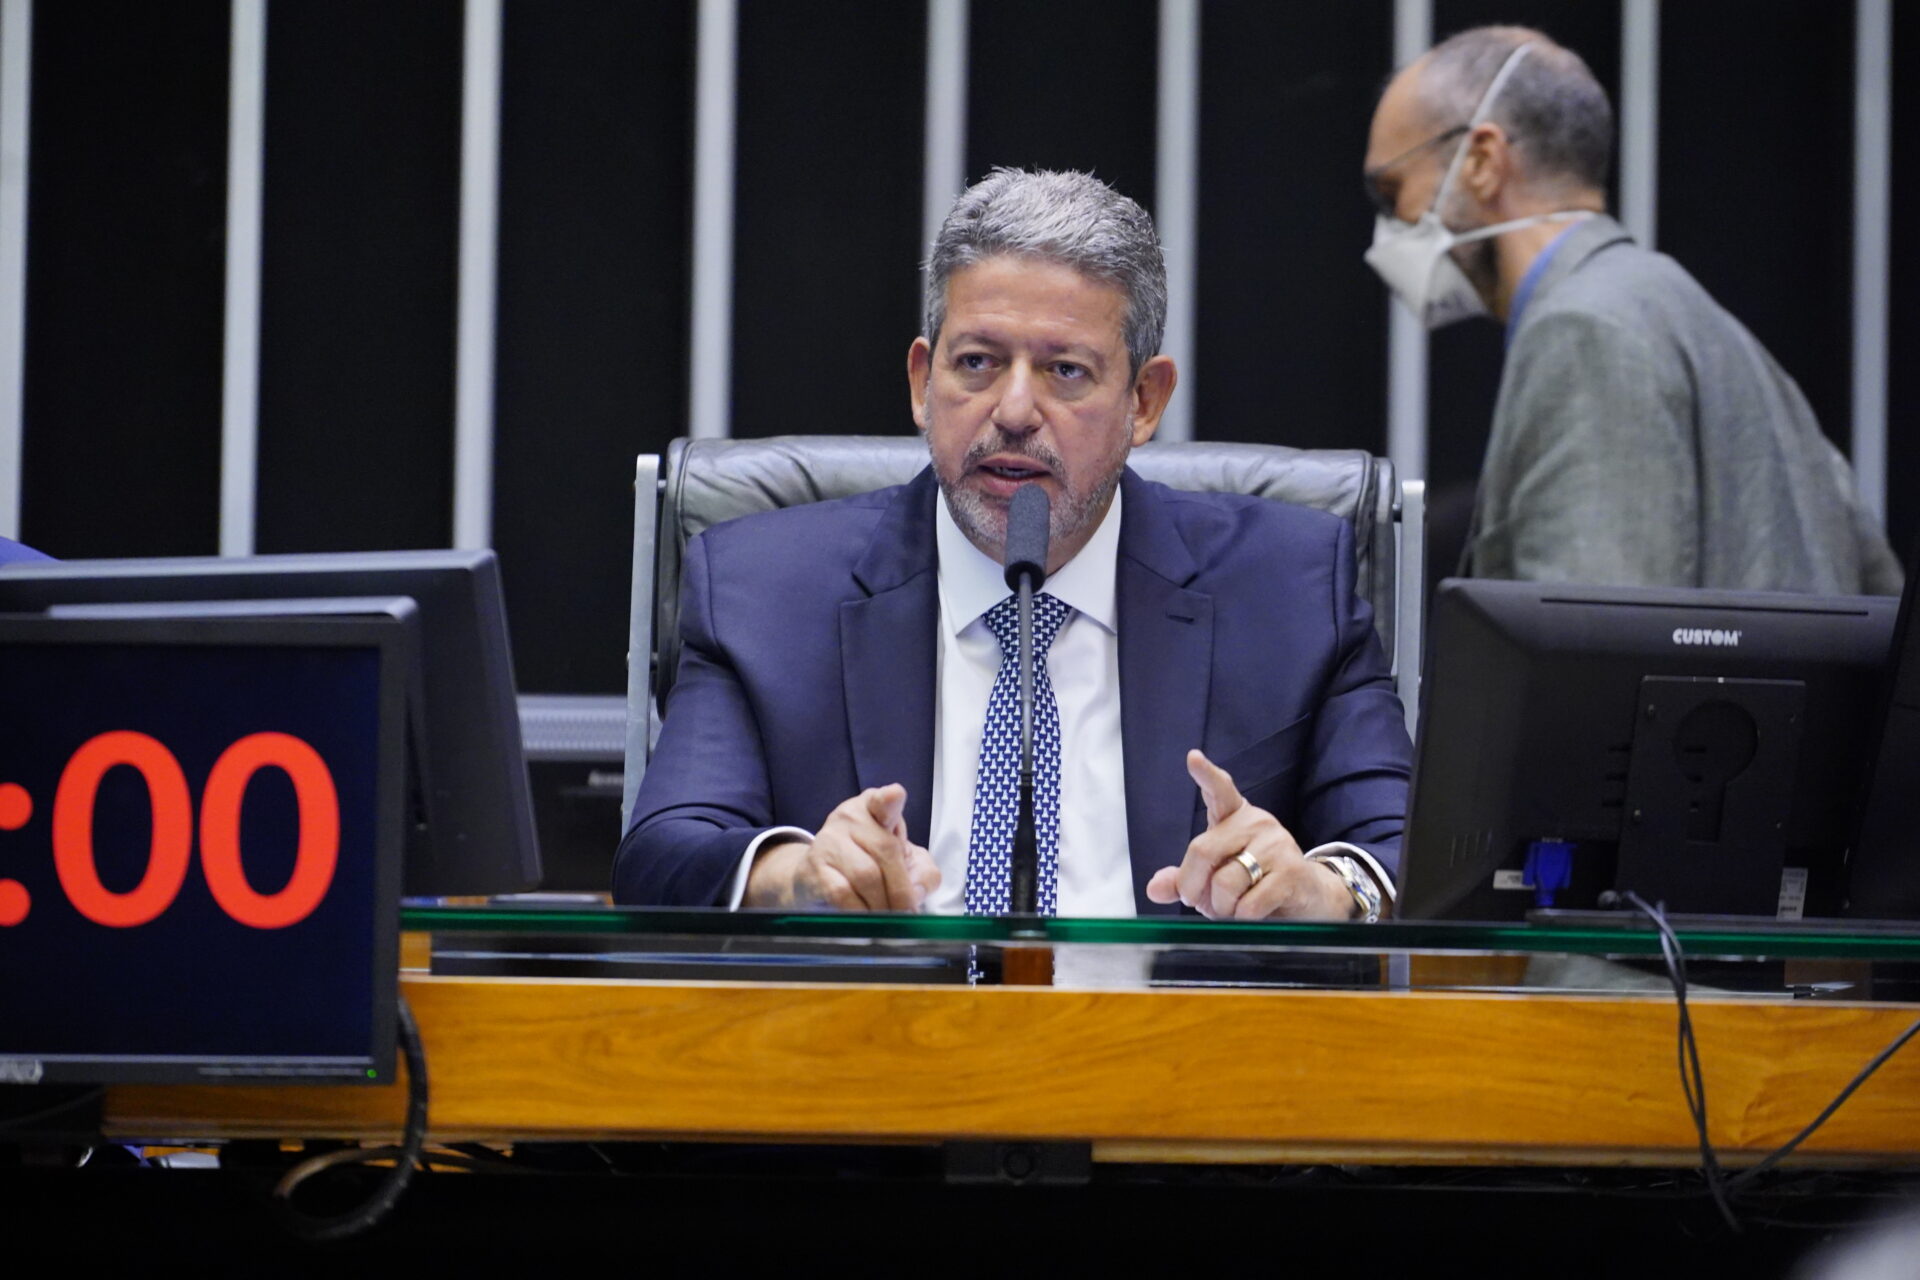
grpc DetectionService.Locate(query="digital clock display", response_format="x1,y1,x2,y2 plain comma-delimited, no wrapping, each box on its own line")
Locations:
0,614,404,1083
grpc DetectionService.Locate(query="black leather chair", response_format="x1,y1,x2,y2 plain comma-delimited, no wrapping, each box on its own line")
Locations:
623,435,1425,825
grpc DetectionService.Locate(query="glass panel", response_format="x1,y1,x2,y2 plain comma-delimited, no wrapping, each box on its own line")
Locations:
404,904,1920,1001
405,903,1920,958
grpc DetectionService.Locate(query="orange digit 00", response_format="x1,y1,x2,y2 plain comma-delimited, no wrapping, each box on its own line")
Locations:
52,731,195,927
199,732,339,929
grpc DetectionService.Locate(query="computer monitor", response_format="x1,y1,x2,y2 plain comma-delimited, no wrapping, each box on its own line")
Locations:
1843,551,1920,919
1401,579,1896,921
0,612,406,1083
0,550,539,896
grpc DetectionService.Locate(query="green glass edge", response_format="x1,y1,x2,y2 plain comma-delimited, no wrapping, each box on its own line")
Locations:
400,905,1920,960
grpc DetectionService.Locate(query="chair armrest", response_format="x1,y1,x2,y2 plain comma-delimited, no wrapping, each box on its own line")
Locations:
623,453,661,831
1395,478,1426,742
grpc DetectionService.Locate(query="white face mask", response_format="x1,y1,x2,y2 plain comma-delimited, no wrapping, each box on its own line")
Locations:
1364,44,1593,330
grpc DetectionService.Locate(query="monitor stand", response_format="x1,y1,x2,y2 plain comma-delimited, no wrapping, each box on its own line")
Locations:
1614,675,1801,915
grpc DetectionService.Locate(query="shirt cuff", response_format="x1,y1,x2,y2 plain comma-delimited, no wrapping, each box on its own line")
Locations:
725,826,815,909
1302,841,1398,906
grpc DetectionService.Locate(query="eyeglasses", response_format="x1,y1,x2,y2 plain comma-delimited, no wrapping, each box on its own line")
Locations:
1363,124,1468,218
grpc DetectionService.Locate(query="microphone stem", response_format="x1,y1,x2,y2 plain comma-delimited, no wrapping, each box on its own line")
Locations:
1011,576,1039,915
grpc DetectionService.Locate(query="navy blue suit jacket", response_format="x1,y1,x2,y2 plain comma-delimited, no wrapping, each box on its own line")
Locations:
614,466,1411,912
0,536,50,566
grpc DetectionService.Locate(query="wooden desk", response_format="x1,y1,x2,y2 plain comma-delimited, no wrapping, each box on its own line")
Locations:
103,970,1920,1167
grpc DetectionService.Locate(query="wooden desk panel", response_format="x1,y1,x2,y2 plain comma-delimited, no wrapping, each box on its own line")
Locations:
103,974,1920,1165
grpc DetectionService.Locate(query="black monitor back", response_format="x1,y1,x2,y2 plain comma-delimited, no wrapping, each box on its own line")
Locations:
1402,579,1895,921
1846,547,1920,918
0,549,538,896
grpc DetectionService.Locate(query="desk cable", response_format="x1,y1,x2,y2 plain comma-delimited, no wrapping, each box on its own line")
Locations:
1620,890,1920,1233
0,1086,103,1136
272,994,429,1243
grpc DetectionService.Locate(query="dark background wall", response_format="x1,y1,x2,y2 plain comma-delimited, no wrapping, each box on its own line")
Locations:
13,0,1916,693
492,0,693,691
1896,2,1920,565
1195,3,1393,450
19,2,228,559
254,0,464,558
731,1,924,445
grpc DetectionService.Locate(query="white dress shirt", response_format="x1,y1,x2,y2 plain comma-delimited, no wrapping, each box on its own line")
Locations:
926,486,1137,916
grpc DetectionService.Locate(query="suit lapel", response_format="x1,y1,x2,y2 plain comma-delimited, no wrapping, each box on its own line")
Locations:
1115,471,1213,914
840,468,940,845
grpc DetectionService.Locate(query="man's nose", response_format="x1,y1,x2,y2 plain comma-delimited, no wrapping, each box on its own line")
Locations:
990,361,1042,434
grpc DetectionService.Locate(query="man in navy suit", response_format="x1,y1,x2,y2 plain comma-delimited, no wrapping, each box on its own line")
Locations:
616,169,1411,919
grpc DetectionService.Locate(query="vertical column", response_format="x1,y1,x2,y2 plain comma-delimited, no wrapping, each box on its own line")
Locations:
688,0,737,440
920,0,967,314
453,0,503,549
1155,0,1199,443
1851,0,1890,521
220,0,266,556
1618,0,1660,250
0,0,28,541
1386,0,1430,481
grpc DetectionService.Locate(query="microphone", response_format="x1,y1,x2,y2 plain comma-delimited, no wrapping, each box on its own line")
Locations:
1001,484,1051,916
1003,482,1051,593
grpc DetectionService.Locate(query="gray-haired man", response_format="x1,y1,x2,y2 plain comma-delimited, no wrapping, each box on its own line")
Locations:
615,168,1412,921
1365,25,1901,593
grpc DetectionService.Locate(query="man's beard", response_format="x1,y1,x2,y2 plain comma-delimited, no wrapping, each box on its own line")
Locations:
1440,185,1502,308
1451,235,1500,308
930,421,1130,559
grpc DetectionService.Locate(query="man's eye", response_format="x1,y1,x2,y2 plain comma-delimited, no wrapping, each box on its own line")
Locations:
1365,177,1397,217
957,353,993,372
1053,362,1087,380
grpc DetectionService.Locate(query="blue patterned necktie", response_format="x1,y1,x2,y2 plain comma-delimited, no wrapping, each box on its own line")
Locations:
964,591,1071,916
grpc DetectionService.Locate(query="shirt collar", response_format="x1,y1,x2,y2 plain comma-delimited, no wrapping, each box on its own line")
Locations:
1504,222,1578,348
935,483,1122,636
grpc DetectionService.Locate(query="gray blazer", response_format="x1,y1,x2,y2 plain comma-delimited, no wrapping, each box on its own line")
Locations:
1464,215,1903,595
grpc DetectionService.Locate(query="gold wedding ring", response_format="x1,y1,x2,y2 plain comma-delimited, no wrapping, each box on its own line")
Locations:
1233,849,1266,888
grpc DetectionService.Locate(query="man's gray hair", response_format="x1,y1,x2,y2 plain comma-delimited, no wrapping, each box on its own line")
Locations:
1416,26,1613,194
924,167,1167,378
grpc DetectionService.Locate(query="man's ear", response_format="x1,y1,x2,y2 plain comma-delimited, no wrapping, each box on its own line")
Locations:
907,337,933,432
1128,355,1178,446
1460,122,1512,205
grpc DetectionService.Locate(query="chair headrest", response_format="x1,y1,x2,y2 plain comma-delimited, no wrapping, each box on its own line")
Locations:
666,435,1384,538
650,435,1396,711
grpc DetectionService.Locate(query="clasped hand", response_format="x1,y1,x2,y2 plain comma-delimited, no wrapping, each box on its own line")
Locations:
743,784,940,911
744,751,1353,919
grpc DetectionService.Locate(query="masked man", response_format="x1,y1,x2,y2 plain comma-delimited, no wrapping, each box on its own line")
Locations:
1365,25,1901,594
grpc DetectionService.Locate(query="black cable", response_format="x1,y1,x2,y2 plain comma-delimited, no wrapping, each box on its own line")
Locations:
0,1086,104,1134
1621,891,1920,1231
442,1141,522,1169
272,995,428,1243
413,1150,530,1175
1620,891,1741,1232
1728,1014,1920,1187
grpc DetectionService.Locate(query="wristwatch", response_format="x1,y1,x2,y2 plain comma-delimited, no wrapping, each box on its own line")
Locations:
1304,851,1383,923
